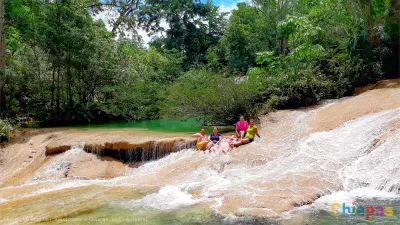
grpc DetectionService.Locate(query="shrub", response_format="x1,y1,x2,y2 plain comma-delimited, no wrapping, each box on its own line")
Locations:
21,121,40,128
254,63,336,110
0,120,13,142
161,68,262,125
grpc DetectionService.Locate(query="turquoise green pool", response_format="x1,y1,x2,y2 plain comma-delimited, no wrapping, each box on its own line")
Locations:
77,119,234,133
78,119,201,132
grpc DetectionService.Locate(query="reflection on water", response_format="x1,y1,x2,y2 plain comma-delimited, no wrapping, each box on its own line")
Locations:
75,119,235,134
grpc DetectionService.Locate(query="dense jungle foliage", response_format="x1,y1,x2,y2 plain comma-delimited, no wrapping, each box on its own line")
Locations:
0,0,399,130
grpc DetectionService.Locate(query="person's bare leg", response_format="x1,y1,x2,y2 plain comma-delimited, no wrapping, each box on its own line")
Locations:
206,142,214,152
230,140,241,148
233,139,249,147
241,139,250,144
239,131,245,140
232,140,241,147
210,146,217,153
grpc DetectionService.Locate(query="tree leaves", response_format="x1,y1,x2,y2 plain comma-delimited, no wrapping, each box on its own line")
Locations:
277,15,324,60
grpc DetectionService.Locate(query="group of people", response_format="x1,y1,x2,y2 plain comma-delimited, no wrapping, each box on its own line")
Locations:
192,115,261,153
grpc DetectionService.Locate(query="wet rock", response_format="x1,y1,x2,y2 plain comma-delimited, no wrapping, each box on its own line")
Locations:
45,138,196,163
42,134,57,143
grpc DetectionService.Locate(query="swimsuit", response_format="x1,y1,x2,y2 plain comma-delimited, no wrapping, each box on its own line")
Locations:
196,142,204,150
245,125,257,142
196,134,206,150
210,132,221,144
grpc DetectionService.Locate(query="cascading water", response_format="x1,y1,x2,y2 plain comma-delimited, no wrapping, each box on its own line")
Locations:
31,145,84,181
82,139,196,164
0,89,399,224
108,107,400,223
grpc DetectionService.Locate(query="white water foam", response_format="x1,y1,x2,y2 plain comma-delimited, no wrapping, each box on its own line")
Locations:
0,179,111,200
121,107,400,218
118,149,200,180
31,146,83,181
342,131,400,192
25,180,96,197
291,187,399,214
112,149,233,211
128,185,202,210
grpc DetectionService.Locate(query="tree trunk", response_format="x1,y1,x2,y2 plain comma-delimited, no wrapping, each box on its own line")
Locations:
360,0,373,35
51,66,55,111
56,66,60,112
280,36,284,55
67,63,73,107
278,0,285,55
0,0,6,113
388,0,400,27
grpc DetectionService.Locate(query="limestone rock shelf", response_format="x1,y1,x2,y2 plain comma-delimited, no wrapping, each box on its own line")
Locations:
45,135,197,163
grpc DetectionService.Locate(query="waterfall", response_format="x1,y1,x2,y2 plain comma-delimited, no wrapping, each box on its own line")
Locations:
83,139,196,163
32,145,84,181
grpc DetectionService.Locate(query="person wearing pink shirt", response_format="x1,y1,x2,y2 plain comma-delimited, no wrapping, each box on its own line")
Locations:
235,115,248,140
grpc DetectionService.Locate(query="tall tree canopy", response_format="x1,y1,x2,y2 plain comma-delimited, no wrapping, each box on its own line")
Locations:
0,0,398,126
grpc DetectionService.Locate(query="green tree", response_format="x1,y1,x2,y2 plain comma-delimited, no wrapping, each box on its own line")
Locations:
139,0,227,66
0,0,5,113
219,3,271,72
277,15,324,60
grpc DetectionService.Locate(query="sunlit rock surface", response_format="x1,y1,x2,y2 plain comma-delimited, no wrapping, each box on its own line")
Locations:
0,79,399,223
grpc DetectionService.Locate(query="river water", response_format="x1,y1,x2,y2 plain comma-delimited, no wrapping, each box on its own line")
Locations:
1,90,400,224
76,119,203,133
